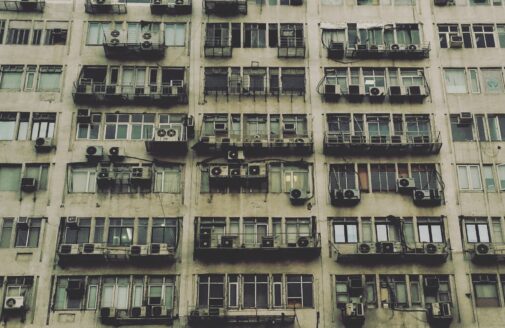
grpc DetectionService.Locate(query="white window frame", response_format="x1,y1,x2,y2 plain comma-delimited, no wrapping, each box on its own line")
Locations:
457,165,483,190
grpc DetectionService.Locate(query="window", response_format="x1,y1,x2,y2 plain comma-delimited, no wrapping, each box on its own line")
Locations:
481,69,504,93
473,25,495,48
68,166,96,193
86,277,99,310
444,69,467,94
472,274,499,307
286,275,313,308
152,218,178,246
243,275,269,308
375,218,399,242
450,116,474,141
154,165,181,193
498,165,505,190
44,26,68,45
107,218,134,247
63,218,91,244
497,25,505,48
77,113,101,140
457,165,482,190
0,218,13,248
333,219,358,243
370,164,396,192
54,277,84,310
148,276,175,308
31,113,56,140
0,165,21,191
7,27,30,45
37,66,62,92
244,24,266,48
492,218,504,244
268,163,310,193
105,113,154,140
482,165,496,192
198,275,224,308
165,23,185,46
285,218,310,244
243,218,268,246
0,20,5,44
438,24,459,49
281,68,305,94
86,22,110,45
465,218,490,243
381,276,407,307
418,218,444,243
411,164,438,190
0,65,23,90
357,0,379,4
0,112,18,140
101,277,129,309
15,218,42,247
94,218,104,243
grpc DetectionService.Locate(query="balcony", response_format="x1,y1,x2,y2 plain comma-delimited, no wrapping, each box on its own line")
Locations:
469,242,505,264
100,306,174,326
150,0,192,15
194,232,321,261
188,307,295,327
84,0,127,14
324,132,442,156
204,38,233,58
345,42,430,60
103,30,165,59
72,81,187,107
0,0,44,11
145,119,195,155
323,82,429,104
278,37,305,58
57,243,176,266
334,241,449,264
204,0,247,15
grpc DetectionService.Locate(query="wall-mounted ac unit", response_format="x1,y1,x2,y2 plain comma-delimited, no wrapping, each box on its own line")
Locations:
82,243,104,255
34,137,55,153
369,86,385,97
4,296,24,310
108,147,125,161
474,243,494,255
131,306,147,318
227,149,244,161
396,178,415,192
214,122,228,134
86,145,104,161
130,167,152,187
77,109,92,124
449,35,463,48
458,112,473,125
21,178,37,192
413,189,442,206
283,123,296,134
331,189,361,205
130,245,149,256
289,188,309,205
376,241,402,254
248,164,267,178
107,29,124,46
357,243,375,254
100,307,116,318
59,243,79,255
209,165,229,178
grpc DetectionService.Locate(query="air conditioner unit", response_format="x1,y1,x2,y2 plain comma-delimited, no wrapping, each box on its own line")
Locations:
343,303,365,319
348,277,364,296
261,236,274,247
377,241,401,254
324,82,341,96
82,243,104,255
408,85,427,98
390,43,404,51
347,84,365,96
388,86,408,100
331,189,361,205
458,112,473,125
140,32,154,50
369,86,385,97
131,306,147,318
86,145,104,161
130,167,152,187
4,296,24,310
289,188,309,205
424,277,440,295
59,243,79,255
150,243,172,255
413,189,442,206
67,280,85,296
221,235,235,248
17,217,29,228
199,228,212,248
227,149,244,161
100,307,116,318
151,305,167,317
155,127,180,142
449,35,463,48
108,147,125,161
434,0,454,5
327,42,345,58
425,243,445,254
130,245,148,256
34,137,54,153
355,44,368,51
396,178,416,192
357,243,375,254
214,122,228,134
475,243,494,255
209,165,229,178
96,168,113,189
248,164,267,178
107,30,124,46
229,166,242,178
66,216,78,227
283,123,296,134
77,109,92,124
21,178,37,192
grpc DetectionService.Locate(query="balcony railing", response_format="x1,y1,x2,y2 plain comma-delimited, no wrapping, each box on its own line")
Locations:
334,241,449,264
194,232,321,260
324,131,442,155
468,242,505,264
204,0,247,15
72,81,187,107
204,75,305,98
194,134,313,155
57,242,176,266
150,0,192,15
100,305,174,325
0,0,44,11
204,37,233,58
188,307,295,326
103,35,165,59
278,37,306,58
84,0,127,14
345,42,431,60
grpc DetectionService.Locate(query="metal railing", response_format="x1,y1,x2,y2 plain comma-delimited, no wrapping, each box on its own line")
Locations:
325,131,441,148
73,81,186,100
205,37,231,48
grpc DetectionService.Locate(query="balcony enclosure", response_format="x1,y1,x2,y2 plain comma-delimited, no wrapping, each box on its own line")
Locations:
0,0,44,11
73,66,187,107
278,24,305,58
204,0,247,15
324,114,442,155
193,113,313,155
194,217,321,261
150,0,192,15
84,0,127,14
103,23,165,59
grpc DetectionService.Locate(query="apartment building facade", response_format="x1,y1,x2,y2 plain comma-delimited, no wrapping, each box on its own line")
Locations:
1,0,505,327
